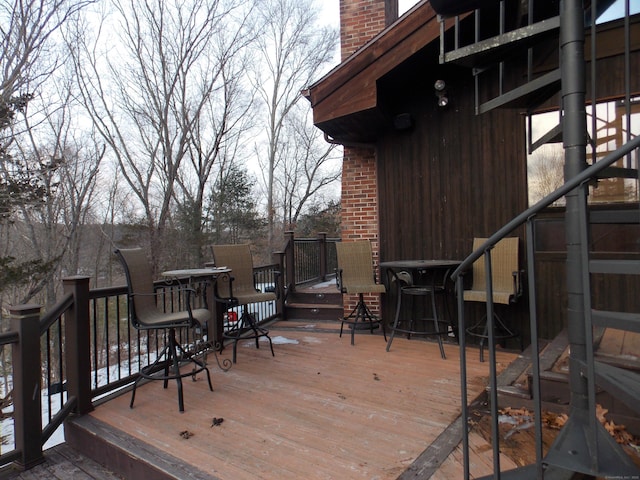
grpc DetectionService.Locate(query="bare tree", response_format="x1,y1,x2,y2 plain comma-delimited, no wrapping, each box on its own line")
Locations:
0,0,95,307
527,144,565,206
174,18,258,266
7,77,104,306
279,104,340,230
251,0,338,248
70,0,254,271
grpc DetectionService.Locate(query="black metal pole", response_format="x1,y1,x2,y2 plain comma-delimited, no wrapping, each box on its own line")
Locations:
543,1,640,476
561,0,589,418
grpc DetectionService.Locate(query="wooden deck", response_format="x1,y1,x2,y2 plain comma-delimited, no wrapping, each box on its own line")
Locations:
66,321,519,479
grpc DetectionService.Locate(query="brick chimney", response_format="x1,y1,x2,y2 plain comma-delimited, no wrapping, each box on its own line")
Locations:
340,0,399,60
338,1,398,318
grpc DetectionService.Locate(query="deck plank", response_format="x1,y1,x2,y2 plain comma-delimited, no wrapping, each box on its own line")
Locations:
87,326,517,479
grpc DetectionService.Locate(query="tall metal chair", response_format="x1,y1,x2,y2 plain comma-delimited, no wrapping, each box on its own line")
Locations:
210,244,275,364
115,248,213,412
463,237,523,361
335,240,387,345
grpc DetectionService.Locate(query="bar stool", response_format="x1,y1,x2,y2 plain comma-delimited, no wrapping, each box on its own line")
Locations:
386,269,449,359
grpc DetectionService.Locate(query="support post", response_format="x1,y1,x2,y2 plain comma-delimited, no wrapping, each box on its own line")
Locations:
273,249,286,319
284,231,296,293
10,304,45,470
543,0,640,476
63,276,93,415
318,232,328,281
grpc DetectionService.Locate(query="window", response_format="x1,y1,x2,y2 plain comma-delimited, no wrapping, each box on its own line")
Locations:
527,96,640,206
596,0,640,24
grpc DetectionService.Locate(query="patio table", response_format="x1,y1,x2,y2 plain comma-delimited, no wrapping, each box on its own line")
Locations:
161,267,231,345
380,260,461,358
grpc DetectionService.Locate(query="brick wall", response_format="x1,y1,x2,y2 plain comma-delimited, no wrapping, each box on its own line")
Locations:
340,146,382,315
338,1,397,319
340,0,398,60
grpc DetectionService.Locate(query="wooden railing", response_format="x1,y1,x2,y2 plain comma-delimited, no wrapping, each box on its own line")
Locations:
281,231,339,295
0,262,282,472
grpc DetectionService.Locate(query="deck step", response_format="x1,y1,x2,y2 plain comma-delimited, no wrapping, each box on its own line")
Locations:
592,361,640,416
590,259,640,275
592,309,640,333
65,415,215,480
285,302,344,322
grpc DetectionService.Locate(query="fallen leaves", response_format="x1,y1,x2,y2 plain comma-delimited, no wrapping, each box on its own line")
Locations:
497,404,639,446
211,417,224,427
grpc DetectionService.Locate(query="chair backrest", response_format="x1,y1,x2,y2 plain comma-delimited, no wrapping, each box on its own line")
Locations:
210,244,257,298
114,248,159,328
469,237,519,304
335,240,378,291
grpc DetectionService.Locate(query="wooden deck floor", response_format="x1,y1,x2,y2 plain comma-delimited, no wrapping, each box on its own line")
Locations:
83,321,518,479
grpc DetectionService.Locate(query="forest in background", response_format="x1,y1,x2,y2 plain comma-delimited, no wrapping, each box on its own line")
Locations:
0,0,342,314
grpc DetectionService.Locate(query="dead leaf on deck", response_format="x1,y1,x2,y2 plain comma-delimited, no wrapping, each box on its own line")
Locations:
499,405,638,446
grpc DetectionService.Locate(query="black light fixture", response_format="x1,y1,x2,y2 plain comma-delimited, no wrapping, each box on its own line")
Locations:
434,79,448,107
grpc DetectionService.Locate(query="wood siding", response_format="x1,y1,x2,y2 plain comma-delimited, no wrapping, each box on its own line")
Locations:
373,39,639,345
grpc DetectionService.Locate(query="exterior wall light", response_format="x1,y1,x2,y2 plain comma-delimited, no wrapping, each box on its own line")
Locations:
434,79,448,107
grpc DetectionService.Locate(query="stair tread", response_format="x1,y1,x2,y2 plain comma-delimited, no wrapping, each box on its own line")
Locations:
592,309,640,333
590,259,640,275
593,361,640,415
443,16,560,68
285,302,342,308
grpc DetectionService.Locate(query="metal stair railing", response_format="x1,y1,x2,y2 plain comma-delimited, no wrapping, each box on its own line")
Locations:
451,133,640,479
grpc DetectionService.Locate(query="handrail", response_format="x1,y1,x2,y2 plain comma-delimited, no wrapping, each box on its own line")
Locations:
39,292,73,334
452,134,640,278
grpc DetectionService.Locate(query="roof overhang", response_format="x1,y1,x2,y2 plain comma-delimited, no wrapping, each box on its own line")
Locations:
304,1,445,144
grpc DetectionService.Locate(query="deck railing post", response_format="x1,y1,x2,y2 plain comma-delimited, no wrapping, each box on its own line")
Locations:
273,250,286,319
9,304,45,470
318,232,328,281
63,276,93,415
284,231,296,293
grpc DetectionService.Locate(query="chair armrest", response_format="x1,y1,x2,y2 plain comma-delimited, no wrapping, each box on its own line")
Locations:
335,268,345,293
512,269,524,299
131,287,198,314
251,270,281,295
212,273,237,305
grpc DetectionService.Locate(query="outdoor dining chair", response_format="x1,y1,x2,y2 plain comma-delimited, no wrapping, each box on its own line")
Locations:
335,240,387,345
210,244,275,364
462,237,523,362
114,248,213,412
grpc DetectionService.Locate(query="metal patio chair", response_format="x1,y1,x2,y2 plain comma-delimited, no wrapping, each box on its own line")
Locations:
115,247,213,412
335,240,387,345
210,244,275,364
463,237,523,361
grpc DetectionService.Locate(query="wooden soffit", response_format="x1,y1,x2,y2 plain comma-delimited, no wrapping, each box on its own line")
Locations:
305,1,442,143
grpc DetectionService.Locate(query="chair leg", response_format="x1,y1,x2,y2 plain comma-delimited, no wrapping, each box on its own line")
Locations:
386,287,403,352
341,294,386,345
340,303,360,341
471,312,518,362
226,307,274,363
174,339,214,393
130,328,213,412
131,341,172,409
168,333,185,412
430,290,446,360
